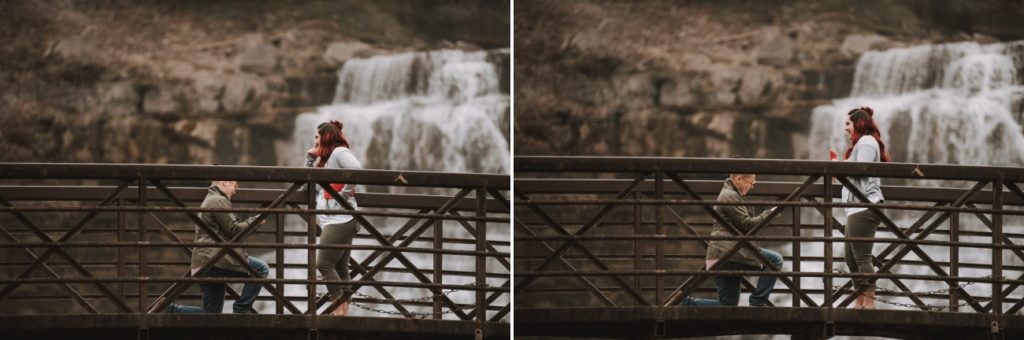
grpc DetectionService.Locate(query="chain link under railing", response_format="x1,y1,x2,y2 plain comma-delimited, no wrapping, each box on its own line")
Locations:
351,288,461,318
830,268,994,311
315,286,472,318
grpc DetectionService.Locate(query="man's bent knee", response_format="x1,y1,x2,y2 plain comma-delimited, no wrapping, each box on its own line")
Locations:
248,257,270,277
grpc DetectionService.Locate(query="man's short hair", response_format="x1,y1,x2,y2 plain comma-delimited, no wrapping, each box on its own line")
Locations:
728,155,755,179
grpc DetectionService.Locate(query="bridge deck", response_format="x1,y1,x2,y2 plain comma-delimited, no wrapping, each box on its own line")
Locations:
516,307,1023,339
1,314,508,340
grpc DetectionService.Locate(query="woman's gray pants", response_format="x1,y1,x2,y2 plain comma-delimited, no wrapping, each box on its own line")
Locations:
317,220,360,301
844,209,881,289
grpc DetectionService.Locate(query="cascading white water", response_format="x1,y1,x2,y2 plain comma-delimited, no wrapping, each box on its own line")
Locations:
269,49,509,318
796,41,1024,312
292,49,510,175
808,41,1024,165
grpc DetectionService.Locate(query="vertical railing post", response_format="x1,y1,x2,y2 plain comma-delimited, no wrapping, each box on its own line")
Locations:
949,210,959,312
433,216,443,319
276,212,285,315
633,191,642,294
791,204,801,307
992,180,1003,315
476,186,487,322
654,171,664,304
117,197,126,305
138,178,148,314
823,176,833,309
307,181,317,315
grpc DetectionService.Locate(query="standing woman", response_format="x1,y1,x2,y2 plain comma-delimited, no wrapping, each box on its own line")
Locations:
305,120,362,316
841,107,891,309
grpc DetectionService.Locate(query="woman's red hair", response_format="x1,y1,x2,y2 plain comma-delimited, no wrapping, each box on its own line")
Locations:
844,107,891,162
313,120,350,168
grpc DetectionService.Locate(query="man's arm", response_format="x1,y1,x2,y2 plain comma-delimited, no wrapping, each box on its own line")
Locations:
209,197,253,238
719,193,771,233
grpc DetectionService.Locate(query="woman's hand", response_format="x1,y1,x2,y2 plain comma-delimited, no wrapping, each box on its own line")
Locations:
306,147,316,157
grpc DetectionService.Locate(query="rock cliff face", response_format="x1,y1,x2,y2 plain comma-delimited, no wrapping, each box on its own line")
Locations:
0,0,509,165
514,0,1024,159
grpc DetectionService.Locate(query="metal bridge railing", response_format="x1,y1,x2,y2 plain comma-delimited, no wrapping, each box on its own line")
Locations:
514,156,1024,315
0,163,509,322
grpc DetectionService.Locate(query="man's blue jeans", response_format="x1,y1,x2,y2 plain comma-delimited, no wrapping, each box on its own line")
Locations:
198,256,270,313
166,302,204,313
684,249,784,306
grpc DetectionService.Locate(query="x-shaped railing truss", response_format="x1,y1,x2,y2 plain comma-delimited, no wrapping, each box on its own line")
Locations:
316,183,507,320
514,174,652,306
0,181,135,312
830,176,990,311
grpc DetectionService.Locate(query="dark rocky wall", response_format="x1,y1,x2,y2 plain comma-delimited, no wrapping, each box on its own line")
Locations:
514,0,1023,159
0,0,509,166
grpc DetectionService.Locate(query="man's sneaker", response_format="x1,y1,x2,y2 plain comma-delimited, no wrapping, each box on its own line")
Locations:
750,302,773,307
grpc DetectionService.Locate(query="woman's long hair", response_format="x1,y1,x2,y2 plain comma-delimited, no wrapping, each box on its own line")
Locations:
844,107,891,162
313,120,350,168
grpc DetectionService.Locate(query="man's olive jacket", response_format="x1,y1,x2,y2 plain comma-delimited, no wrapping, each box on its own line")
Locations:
705,178,773,268
190,185,257,273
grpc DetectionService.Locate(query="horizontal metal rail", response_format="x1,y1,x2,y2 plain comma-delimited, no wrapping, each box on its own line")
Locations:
513,270,1023,284
0,163,509,189
516,179,1024,205
514,235,1024,250
2,226,511,246
517,199,1024,215
0,186,510,212
0,206,508,222
0,277,509,291
515,156,1024,181
0,242,509,257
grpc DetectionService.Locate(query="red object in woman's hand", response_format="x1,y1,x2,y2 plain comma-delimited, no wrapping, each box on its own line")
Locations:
829,149,838,184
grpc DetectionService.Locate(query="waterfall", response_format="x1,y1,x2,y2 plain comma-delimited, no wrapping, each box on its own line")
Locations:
808,41,1024,166
292,49,510,175
272,49,509,318
797,41,1024,311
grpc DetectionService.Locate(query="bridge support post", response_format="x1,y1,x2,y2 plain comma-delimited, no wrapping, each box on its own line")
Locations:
654,171,664,304
992,180,1003,315
434,217,443,319
823,176,834,308
476,187,488,322
277,212,285,315
118,198,126,304
138,178,148,314
307,181,317,315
